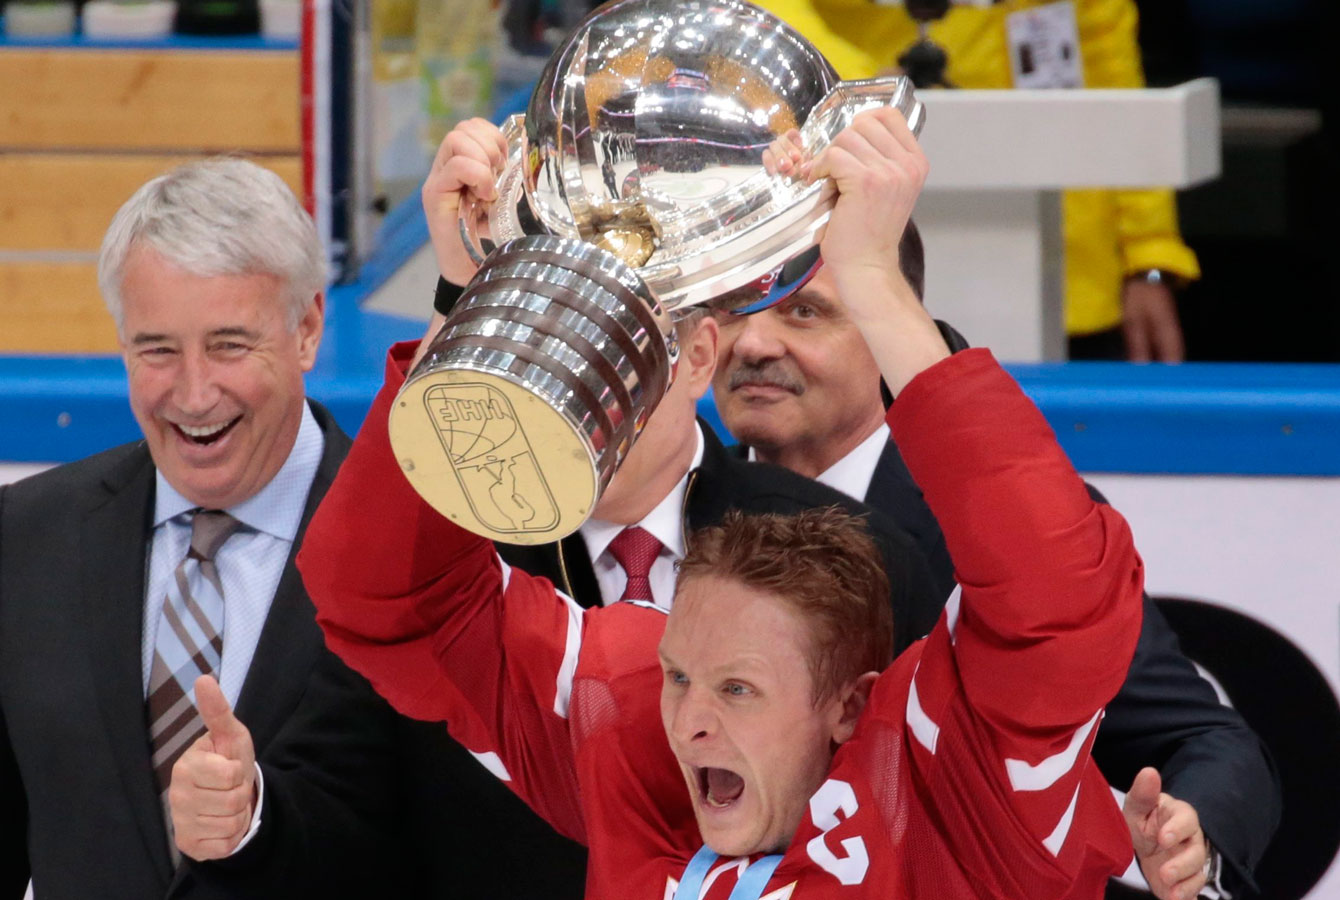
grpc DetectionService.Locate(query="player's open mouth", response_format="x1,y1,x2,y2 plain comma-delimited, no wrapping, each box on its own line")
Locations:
173,416,241,446
696,766,745,809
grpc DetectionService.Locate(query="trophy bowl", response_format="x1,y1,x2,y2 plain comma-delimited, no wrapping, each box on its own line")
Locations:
463,0,924,310
391,0,924,544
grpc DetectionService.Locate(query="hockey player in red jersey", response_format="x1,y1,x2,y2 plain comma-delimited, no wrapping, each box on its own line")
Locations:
300,106,1143,899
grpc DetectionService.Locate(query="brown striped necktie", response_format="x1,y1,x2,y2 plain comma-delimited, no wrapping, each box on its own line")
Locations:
146,510,240,850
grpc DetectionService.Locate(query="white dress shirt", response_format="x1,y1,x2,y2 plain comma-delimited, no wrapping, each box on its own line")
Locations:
746,423,890,503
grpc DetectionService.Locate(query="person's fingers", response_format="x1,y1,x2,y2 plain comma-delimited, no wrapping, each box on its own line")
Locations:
177,821,251,861
874,104,921,155
466,116,511,167
432,118,505,171
195,678,240,743
1123,313,1152,362
762,145,780,174
1159,837,1208,890
825,111,904,171
762,129,807,177
190,755,250,792
190,836,248,860
194,676,254,764
849,108,909,157
453,119,509,173
1156,799,1200,850
1125,767,1162,817
191,803,253,841
445,156,501,201
1163,846,1216,900
763,140,794,176
1153,311,1186,363
1123,282,1185,363
804,142,844,182
169,777,253,860
428,129,505,204
1122,767,1163,851
175,781,252,821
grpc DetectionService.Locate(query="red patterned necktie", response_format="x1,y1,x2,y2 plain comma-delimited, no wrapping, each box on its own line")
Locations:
607,526,663,603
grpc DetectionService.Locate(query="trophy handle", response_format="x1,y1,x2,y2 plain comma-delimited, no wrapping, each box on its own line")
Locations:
458,114,530,267
800,76,926,155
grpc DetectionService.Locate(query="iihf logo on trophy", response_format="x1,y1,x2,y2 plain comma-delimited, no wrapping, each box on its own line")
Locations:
424,383,559,534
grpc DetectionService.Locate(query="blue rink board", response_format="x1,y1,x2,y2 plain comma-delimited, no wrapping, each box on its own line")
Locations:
5,63,1338,477
5,314,1340,476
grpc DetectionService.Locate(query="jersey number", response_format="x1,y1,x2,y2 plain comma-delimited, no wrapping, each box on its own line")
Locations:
805,779,869,886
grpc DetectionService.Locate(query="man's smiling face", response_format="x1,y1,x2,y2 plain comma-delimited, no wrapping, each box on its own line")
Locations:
711,267,886,478
658,574,848,857
118,245,322,510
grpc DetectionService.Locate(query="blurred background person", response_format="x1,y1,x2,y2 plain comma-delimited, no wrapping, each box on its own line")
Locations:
753,0,1200,361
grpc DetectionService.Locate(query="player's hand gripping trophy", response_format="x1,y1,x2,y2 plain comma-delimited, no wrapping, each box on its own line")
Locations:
389,0,924,543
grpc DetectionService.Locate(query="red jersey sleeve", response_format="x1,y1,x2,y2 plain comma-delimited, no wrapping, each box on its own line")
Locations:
887,349,1142,883
298,342,586,842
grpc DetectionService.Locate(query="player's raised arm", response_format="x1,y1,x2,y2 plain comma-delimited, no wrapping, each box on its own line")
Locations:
816,109,1144,884
812,108,1143,724
298,341,587,843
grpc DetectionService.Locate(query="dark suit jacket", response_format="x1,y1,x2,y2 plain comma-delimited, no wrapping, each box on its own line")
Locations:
0,401,408,899
862,436,1281,895
389,421,945,900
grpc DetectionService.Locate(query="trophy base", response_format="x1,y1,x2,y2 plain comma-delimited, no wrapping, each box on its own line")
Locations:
390,367,600,545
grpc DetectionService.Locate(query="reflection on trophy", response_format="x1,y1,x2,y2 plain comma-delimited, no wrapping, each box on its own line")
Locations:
389,0,925,543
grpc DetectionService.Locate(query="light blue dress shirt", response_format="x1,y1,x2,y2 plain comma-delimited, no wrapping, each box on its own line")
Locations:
141,402,325,707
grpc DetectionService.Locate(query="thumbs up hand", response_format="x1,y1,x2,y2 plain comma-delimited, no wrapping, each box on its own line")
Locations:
168,675,258,860
1123,767,1211,900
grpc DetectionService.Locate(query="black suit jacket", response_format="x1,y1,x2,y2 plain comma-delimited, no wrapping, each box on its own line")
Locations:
389,421,944,900
0,402,407,899
502,422,943,644
863,436,1281,895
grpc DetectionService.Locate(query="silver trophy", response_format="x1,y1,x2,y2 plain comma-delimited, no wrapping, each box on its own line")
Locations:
390,0,924,544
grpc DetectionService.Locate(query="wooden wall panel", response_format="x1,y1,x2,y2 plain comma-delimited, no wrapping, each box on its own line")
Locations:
0,262,119,354
0,50,300,152
0,153,304,250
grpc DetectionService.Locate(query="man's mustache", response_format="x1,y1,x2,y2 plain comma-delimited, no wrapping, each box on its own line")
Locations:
727,361,804,395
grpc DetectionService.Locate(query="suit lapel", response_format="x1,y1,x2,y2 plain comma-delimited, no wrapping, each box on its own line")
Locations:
233,402,351,749
683,423,733,532
556,534,601,607
863,439,916,513
82,445,176,882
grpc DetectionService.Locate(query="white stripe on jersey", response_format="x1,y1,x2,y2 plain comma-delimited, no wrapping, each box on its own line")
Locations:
1004,708,1102,792
905,670,940,754
1042,782,1082,856
495,554,587,720
469,749,513,782
622,599,669,614
943,584,962,643
553,586,584,719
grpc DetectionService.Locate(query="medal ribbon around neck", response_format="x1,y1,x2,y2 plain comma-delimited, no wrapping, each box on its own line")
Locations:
676,845,784,900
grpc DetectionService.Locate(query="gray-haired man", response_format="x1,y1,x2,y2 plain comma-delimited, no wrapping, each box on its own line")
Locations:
0,159,407,899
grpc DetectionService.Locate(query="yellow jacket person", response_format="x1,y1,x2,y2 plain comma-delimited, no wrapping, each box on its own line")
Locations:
757,0,1201,359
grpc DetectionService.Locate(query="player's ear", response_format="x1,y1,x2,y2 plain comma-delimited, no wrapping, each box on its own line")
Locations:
681,314,719,401
831,671,878,746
